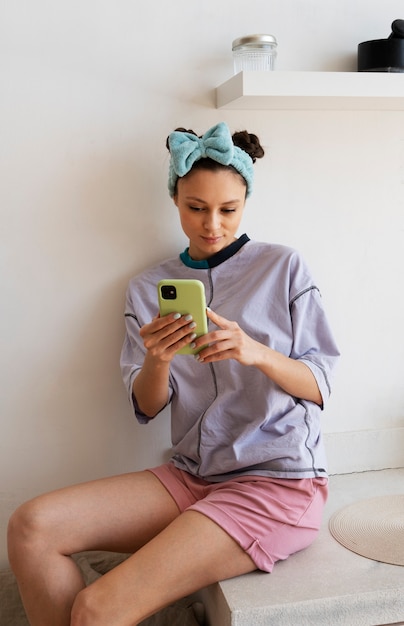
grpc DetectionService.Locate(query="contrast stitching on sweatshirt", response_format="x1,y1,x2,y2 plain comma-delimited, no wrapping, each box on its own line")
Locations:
124,313,141,327
289,286,319,311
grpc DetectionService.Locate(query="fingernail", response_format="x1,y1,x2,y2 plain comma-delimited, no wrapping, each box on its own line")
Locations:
184,314,193,322
195,353,204,362
189,334,197,342
190,341,196,349
188,322,196,329
173,313,181,320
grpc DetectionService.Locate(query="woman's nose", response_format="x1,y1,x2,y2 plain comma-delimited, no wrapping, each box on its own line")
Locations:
204,212,221,230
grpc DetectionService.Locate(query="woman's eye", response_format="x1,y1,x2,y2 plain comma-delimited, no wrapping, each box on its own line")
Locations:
188,206,236,213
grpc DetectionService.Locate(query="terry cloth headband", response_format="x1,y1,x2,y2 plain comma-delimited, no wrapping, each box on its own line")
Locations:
167,121,254,198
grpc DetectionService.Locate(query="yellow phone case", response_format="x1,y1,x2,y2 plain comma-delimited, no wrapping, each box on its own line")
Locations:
157,279,208,355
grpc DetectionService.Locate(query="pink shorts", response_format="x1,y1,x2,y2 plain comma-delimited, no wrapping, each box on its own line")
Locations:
149,463,328,573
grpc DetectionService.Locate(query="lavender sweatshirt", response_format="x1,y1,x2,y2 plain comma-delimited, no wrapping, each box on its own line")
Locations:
120,236,340,481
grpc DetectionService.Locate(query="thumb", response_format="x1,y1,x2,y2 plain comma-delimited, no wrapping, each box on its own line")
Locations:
206,307,229,329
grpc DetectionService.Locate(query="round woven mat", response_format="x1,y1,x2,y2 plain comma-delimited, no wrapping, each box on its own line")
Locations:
329,494,404,566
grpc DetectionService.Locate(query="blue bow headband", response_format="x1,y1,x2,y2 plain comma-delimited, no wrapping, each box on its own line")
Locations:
167,122,254,198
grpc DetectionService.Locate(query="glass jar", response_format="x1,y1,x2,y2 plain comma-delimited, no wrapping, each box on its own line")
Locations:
232,34,277,73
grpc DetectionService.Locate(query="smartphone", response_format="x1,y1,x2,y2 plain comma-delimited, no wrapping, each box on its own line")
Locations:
157,279,208,355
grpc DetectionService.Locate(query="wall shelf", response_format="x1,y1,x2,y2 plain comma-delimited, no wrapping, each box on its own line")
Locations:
216,71,404,110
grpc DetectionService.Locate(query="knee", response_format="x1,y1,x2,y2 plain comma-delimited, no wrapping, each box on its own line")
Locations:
71,584,142,626
70,588,87,626
7,497,51,565
70,587,107,626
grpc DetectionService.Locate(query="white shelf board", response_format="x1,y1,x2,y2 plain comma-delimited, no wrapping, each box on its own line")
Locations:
216,71,404,110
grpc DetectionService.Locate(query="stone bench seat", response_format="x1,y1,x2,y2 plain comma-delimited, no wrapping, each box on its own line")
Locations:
196,468,404,626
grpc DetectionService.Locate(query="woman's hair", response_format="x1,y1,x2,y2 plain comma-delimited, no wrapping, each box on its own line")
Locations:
166,127,264,194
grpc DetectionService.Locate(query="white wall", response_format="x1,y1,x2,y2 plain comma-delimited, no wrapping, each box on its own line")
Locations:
1,0,404,567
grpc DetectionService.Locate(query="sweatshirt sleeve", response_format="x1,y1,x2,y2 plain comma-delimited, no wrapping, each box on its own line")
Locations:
288,255,340,408
120,285,173,424
292,287,340,406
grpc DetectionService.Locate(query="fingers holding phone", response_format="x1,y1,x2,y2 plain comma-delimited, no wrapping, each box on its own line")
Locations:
140,312,198,361
193,308,261,367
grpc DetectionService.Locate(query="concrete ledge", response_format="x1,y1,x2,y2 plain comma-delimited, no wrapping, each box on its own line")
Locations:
198,468,404,626
324,428,404,475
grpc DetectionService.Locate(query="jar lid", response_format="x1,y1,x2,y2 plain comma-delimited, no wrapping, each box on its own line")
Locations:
232,34,277,50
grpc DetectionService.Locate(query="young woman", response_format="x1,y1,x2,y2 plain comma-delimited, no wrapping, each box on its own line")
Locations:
8,122,339,626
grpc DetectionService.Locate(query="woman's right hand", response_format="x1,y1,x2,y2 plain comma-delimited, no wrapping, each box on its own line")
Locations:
140,313,197,363
133,313,197,417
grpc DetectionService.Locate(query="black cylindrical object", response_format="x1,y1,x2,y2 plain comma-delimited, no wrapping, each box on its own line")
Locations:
358,19,404,72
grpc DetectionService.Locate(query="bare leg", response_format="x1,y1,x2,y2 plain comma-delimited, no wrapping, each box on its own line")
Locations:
70,509,256,626
7,471,181,626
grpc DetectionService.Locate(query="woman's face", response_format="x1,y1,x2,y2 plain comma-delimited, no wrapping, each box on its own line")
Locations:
174,168,246,261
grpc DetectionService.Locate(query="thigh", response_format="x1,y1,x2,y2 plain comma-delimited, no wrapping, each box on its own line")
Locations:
71,509,256,626
20,470,180,555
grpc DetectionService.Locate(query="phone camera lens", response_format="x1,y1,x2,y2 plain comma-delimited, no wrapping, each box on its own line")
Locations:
161,285,177,300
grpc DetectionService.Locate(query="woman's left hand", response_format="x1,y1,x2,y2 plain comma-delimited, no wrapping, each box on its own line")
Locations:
194,308,322,405
192,308,263,366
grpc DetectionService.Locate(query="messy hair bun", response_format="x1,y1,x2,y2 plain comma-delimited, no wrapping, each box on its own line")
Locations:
232,130,264,163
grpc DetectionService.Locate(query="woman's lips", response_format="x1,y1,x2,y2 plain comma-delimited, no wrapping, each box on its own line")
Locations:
201,236,222,244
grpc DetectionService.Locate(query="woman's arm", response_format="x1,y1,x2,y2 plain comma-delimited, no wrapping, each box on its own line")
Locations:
247,342,322,405
132,354,171,418
132,313,198,417
193,308,322,406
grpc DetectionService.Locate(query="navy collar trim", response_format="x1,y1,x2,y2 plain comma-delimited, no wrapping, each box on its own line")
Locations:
180,234,250,269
